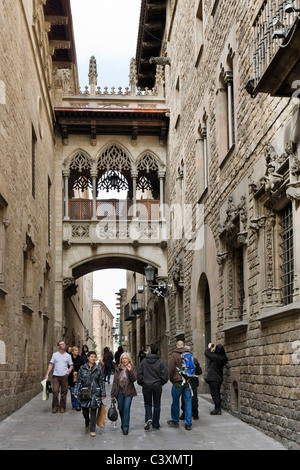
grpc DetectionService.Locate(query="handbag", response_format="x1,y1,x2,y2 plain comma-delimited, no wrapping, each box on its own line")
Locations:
107,398,118,422
79,387,92,401
97,403,106,428
79,373,96,401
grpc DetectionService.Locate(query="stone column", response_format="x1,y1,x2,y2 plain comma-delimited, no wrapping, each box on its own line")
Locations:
91,170,98,220
158,170,166,220
63,169,70,220
131,170,138,218
224,71,234,149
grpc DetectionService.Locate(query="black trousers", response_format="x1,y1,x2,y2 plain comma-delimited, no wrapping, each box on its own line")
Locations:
82,407,97,432
208,381,222,412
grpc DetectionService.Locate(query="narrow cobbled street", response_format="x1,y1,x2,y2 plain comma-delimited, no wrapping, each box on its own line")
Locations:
0,381,286,451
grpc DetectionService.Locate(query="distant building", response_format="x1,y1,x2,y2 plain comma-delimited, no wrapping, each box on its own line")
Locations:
93,300,114,358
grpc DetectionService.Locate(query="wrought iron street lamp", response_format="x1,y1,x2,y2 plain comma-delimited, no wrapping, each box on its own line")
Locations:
143,264,172,298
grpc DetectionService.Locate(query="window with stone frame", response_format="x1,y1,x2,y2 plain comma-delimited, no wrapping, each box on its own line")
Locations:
0,194,8,295
217,51,235,164
195,0,204,66
250,140,299,311
279,202,294,306
32,126,37,199
196,112,209,200
218,194,248,324
22,234,35,312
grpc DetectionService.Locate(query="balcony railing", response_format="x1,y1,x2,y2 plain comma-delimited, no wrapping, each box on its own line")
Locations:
252,0,300,93
69,198,160,221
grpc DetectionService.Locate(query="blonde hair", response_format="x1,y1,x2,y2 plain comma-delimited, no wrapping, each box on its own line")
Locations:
120,352,132,364
72,346,79,354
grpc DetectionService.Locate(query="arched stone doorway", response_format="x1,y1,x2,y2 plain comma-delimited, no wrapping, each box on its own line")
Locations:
190,224,219,392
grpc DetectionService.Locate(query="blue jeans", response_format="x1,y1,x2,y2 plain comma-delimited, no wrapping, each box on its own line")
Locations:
171,384,192,426
117,387,133,432
142,385,162,429
70,386,80,409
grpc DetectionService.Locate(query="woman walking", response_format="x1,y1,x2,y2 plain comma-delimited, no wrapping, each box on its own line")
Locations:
74,351,106,437
68,346,84,410
103,346,114,384
204,343,228,415
111,352,137,435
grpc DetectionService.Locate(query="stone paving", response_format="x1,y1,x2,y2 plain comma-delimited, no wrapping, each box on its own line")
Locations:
0,381,287,451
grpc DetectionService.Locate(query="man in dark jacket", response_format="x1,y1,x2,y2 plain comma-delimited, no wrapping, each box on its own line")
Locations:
167,340,192,430
137,344,168,430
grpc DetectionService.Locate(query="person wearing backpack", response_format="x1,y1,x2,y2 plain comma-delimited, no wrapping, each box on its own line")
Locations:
167,340,193,431
137,343,168,430
180,346,202,421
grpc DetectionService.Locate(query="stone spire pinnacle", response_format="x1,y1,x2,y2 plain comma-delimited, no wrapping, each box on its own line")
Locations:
89,55,98,95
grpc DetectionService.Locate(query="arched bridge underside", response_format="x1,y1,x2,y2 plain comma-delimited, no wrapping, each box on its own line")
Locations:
63,244,168,281
72,254,157,279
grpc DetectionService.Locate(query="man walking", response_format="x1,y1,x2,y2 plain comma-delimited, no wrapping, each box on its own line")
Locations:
137,344,168,430
180,346,201,421
45,340,73,413
168,340,192,430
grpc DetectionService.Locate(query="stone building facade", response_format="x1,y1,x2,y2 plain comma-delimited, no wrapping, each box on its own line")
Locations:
137,0,300,450
0,0,93,422
0,0,57,420
93,300,114,358
1,0,299,450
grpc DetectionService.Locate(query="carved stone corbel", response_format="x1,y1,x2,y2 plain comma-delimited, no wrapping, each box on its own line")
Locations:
63,277,78,297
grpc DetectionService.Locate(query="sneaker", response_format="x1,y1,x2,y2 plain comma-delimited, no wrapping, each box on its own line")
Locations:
167,420,179,428
90,432,96,437
144,419,152,430
185,424,192,431
210,410,222,415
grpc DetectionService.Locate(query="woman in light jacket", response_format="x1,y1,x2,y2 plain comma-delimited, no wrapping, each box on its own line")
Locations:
74,351,106,437
111,352,137,435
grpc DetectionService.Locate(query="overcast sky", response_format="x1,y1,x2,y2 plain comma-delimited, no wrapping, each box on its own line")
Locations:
71,0,141,89
70,0,142,316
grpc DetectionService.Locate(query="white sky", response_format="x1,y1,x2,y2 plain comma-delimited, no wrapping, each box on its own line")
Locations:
71,0,141,89
70,0,142,316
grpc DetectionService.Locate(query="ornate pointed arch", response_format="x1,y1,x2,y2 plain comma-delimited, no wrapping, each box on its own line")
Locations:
136,150,164,172
96,143,132,172
63,149,94,172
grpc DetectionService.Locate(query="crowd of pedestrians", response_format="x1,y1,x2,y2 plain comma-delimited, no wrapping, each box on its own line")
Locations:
45,339,228,437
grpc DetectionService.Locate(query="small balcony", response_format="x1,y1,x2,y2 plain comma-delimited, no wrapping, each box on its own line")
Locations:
250,0,300,97
69,198,160,221
63,198,166,245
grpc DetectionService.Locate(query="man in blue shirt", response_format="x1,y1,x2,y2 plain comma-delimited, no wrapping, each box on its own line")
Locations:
45,340,73,413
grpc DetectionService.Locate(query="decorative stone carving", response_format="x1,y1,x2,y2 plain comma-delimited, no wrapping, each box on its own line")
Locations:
63,277,78,297
172,257,184,288
149,57,171,66
219,195,248,244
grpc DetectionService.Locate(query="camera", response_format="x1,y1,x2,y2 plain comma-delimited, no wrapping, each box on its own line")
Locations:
209,343,214,349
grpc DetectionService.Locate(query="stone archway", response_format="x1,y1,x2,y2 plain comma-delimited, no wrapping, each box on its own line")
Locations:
190,223,219,387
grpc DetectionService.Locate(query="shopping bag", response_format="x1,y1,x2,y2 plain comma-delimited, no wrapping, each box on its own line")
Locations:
41,379,49,400
97,403,106,428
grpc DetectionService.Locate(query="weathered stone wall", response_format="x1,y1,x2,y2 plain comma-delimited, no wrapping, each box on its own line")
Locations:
0,0,56,421
164,0,300,448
